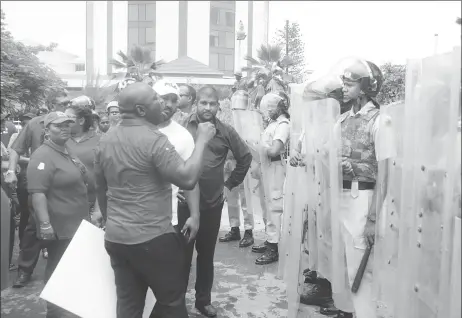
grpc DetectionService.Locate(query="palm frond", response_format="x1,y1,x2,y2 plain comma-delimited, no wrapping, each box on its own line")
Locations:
109,59,127,69
116,50,131,64
243,56,262,66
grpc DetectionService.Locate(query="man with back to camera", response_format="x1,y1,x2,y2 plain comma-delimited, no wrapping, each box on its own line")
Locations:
4,91,71,288
94,82,216,318
178,85,252,317
153,80,200,238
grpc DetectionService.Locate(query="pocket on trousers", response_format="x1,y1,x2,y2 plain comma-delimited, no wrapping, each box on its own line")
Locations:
270,190,284,211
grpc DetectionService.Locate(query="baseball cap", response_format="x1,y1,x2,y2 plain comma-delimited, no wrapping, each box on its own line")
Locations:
152,80,180,98
43,111,76,127
106,100,119,111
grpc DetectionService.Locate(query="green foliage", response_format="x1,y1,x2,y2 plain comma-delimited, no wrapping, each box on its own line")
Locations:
376,63,406,105
1,10,66,115
274,21,307,83
83,73,118,111
243,44,282,78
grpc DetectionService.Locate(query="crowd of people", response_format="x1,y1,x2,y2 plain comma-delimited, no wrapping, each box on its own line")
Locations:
0,54,459,318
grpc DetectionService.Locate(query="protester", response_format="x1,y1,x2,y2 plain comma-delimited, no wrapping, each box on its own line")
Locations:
174,84,197,124
106,100,121,128
178,85,252,317
98,113,110,134
94,82,216,318
153,80,199,235
249,93,290,265
5,91,71,288
1,113,17,148
219,152,254,247
27,111,88,318
64,101,101,220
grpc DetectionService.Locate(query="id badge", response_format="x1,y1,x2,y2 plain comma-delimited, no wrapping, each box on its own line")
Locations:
351,179,359,199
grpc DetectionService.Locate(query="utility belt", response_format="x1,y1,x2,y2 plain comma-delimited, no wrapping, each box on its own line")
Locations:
270,155,282,162
342,180,375,191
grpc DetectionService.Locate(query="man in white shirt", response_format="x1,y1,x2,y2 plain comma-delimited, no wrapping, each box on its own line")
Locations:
154,81,200,239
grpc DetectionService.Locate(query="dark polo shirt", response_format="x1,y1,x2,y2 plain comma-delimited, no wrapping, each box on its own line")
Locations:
27,140,89,239
67,131,101,204
182,113,252,209
95,118,185,245
10,115,45,156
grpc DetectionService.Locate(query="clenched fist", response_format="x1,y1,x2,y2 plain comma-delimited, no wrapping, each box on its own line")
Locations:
197,122,216,142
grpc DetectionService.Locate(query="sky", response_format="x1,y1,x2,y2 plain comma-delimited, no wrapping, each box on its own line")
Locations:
1,1,460,73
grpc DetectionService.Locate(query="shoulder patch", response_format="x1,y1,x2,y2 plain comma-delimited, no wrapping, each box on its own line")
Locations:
37,162,45,170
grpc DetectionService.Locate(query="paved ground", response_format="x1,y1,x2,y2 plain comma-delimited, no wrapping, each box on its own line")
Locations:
1,203,324,318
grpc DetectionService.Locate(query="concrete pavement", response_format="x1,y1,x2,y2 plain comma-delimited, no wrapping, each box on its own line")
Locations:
1,203,324,318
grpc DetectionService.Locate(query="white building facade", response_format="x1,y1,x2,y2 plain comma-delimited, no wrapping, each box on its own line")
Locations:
86,1,269,80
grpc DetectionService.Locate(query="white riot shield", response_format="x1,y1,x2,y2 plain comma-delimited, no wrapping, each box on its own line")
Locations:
231,91,268,217
396,47,461,318
372,101,405,317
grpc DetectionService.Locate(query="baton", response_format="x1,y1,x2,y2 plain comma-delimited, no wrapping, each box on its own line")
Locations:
351,244,372,293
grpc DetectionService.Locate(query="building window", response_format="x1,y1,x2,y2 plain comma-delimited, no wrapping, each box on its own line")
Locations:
225,12,234,27
146,27,155,44
128,27,139,47
138,4,146,21
210,53,219,70
146,4,156,21
210,7,220,25
128,4,138,21
210,31,219,48
75,63,85,72
224,54,234,71
225,32,234,49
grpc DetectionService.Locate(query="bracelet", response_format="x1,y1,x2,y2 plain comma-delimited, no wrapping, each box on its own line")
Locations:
367,217,376,223
40,226,52,230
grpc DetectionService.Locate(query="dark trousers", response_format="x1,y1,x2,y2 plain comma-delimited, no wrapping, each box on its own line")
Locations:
17,212,41,274
43,239,78,318
177,201,224,307
105,232,188,318
17,186,30,246
9,211,15,264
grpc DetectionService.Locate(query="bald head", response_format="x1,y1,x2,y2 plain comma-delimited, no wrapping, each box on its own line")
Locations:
117,82,165,125
118,82,158,113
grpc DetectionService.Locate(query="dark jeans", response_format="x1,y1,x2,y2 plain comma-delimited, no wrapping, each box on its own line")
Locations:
9,210,15,265
43,239,78,318
177,201,224,307
17,212,41,275
105,232,188,318
17,186,30,246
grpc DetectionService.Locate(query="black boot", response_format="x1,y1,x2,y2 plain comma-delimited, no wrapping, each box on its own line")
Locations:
251,240,269,253
300,278,334,307
303,268,318,284
239,230,254,247
255,243,279,265
219,227,241,242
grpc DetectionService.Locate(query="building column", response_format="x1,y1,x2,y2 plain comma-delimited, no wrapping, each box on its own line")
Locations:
106,1,113,75
86,1,94,85
179,1,188,57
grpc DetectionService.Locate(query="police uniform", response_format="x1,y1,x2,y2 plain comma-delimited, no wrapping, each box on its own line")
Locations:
252,108,290,264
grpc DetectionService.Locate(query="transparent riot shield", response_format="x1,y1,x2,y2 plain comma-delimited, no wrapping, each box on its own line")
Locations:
371,101,405,317
231,91,268,217
396,47,461,318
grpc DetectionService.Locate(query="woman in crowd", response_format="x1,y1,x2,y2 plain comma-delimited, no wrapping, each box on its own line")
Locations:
27,111,89,317
64,101,101,222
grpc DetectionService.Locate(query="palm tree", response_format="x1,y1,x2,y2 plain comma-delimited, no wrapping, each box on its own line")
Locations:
109,45,165,84
243,44,293,93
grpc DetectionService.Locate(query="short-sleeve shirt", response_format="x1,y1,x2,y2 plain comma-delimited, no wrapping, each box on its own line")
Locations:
27,141,90,239
1,121,17,148
66,132,101,204
159,120,195,216
95,118,185,245
11,115,45,156
262,115,290,152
